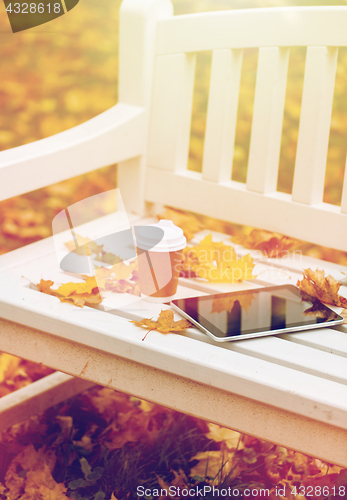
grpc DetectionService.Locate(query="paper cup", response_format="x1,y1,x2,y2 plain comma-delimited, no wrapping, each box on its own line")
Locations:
135,220,186,302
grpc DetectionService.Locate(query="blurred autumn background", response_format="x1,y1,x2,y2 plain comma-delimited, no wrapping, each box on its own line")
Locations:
1,0,347,497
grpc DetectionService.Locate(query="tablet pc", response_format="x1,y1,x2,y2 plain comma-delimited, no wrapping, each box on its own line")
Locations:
171,285,344,342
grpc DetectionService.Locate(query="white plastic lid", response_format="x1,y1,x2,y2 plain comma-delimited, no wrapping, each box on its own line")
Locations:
135,219,187,252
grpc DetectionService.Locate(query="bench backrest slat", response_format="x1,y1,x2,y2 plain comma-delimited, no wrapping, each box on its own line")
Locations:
156,8,347,55
247,47,289,194
292,47,338,205
148,53,196,172
202,49,242,184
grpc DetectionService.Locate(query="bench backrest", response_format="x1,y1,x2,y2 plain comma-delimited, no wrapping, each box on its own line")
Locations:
142,4,347,252
1,0,347,252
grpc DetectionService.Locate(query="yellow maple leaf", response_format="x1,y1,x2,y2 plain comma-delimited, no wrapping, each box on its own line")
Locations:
190,450,239,484
36,278,102,308
64,234,104,256
181,234,255,282
0,353,21,385
55,276,99,297
131,310,193,340
205,423,244,450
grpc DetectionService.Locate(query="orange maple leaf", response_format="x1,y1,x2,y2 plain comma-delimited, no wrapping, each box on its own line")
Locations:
297,268,347,307
131,310,193,340
233,229,296,258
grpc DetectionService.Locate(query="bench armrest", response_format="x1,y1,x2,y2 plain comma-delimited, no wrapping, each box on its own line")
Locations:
0,103,145,201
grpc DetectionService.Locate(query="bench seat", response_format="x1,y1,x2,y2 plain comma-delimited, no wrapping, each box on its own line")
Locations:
0,212,346,466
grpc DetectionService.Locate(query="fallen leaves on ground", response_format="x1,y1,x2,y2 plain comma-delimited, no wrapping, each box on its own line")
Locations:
4,444,69,500
180,234,255,282
0,386,344,500
131,309,193,340
190,450,240,485
211,292,254,314
297,268,347,307
0,353,54,398
158,207,203,241
232,229,296,258
205,423,244,451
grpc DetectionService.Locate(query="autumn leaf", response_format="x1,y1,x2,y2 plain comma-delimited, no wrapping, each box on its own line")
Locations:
36,278,103,308
131,310,193,340
297,269,347,307
158,207,203,241
232,229,296,258
55,276,99,297
5,444,68,499
205,423,244,451
65,235,104,256
340,309,347,323
190,450,239,484
156,470,189,498
181,234,255,282
211,292,254,314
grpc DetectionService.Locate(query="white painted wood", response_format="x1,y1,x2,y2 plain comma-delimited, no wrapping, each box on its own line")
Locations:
117,0,173,215
118,0,173,108
202,49,242,183
0,372,94,432
0,317,346,466
292,47,338,205
281,329,347,358
247,47,289,193
148,53,196,171
156,7,347,55
0,290,347,431
145,169,347,251
0,104,145,202
1,209,347,463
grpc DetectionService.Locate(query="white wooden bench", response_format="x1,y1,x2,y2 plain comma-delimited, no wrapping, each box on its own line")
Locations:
1,0,347,467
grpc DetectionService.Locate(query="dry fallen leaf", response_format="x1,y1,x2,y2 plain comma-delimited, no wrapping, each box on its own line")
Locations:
156,470,189,499
232,229,296,258
190,450,239,484
158,207,203,241
65,235,104,256
205,423,244,451
5,444,68,499
181,234,255,282
297,269,347,307
340,309,347,323
36,278,103,308
131,310,193,340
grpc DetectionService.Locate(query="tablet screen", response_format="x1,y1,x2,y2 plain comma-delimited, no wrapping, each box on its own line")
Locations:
171,285,343,340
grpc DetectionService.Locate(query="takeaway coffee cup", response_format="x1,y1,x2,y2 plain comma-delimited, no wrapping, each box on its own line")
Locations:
135,220,187,302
